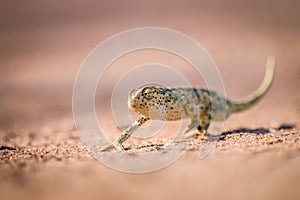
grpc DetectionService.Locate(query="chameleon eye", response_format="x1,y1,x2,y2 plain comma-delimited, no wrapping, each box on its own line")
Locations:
143,88,153,100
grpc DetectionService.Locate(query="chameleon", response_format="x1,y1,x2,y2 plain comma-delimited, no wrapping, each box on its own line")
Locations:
100,57,275,151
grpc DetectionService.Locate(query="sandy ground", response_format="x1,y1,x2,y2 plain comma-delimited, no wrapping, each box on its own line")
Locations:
1,1,300,200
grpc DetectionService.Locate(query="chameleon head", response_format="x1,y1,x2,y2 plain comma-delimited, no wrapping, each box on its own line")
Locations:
127,85,171,119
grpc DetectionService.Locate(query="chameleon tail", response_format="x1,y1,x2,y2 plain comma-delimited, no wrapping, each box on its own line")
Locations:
228,56,276,113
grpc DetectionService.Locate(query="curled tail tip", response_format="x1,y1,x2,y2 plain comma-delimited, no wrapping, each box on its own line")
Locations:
252,56,276,99
267,56,276,72
264,56,276,87
267,56,276,63
228,56,276,113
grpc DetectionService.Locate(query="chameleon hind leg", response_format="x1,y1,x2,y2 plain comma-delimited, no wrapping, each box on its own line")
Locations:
181,123,196,138
182,104,212,138
196,110,212,136
100,116,149,152
182,105,201,138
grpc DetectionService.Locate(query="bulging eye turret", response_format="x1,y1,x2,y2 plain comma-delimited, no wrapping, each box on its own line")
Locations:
142,88,153,100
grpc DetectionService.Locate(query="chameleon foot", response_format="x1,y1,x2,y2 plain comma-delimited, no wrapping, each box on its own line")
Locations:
100,141,124,152
182,129,196,138
183,129,207,138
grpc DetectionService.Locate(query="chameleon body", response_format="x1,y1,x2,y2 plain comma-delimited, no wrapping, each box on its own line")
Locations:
100,57,275,151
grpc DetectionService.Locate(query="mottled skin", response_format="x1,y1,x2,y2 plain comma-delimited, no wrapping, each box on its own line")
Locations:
101,57,275,151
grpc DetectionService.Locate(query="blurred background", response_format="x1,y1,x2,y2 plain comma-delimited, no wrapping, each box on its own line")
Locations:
0,0,299,131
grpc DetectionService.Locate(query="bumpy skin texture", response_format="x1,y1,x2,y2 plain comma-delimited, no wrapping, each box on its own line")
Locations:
100,57,275,151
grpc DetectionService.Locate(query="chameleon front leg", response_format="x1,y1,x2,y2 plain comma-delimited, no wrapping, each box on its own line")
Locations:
100,116,149,152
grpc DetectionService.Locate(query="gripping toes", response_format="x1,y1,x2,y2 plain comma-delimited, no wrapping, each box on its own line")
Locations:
100,141,124,152
182,126,207,138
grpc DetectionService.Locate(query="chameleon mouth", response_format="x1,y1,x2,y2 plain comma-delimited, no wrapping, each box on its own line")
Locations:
128,89,138,109
129,88,137,97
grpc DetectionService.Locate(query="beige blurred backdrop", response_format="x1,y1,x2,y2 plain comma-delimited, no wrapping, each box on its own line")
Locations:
1,0,299,130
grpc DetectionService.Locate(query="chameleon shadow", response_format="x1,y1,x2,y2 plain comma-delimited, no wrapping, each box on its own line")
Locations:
198,123,295,159
217,123,295,139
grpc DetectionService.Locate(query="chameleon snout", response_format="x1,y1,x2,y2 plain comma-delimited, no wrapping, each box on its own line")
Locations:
128,88,138,110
